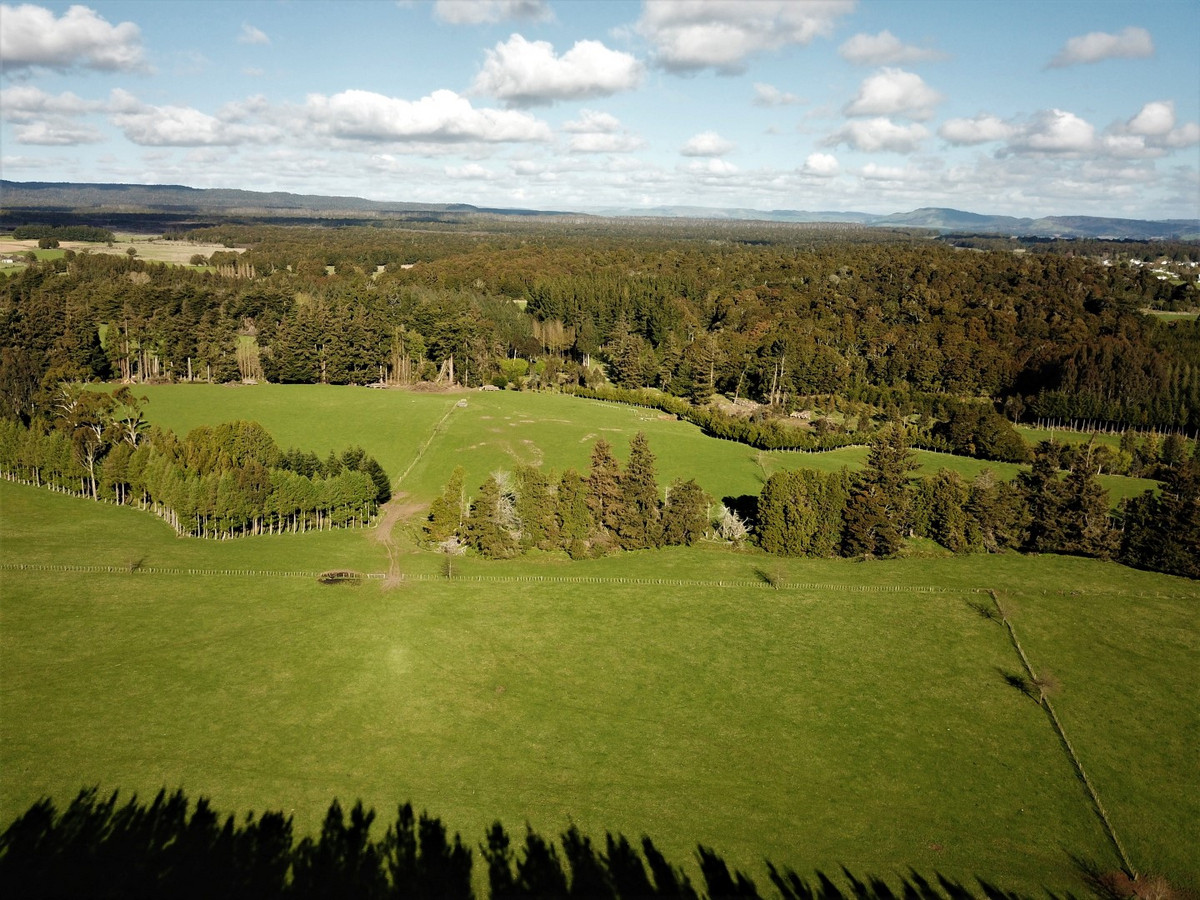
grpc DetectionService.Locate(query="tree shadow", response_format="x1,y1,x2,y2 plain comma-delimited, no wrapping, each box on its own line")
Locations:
996,666,1038,701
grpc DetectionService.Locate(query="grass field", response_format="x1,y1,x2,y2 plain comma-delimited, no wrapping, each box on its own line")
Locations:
2,384,1197,894
128,384,1159,510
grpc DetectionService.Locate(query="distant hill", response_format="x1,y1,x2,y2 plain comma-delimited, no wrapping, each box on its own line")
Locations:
591,203,1199,239
1,181,1195,239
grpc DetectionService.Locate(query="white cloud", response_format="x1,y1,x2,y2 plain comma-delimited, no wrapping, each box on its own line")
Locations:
636,0,854,74
844,68,943,120
838,30,946,66
238,23,270,45
569,132,645,153
305,88,552,143
561,109,643,153
824,118,928,153
1127,100,1174,136
801,153,839,177
681,131,736,157
445,162,496,179
471,34,643,107
433,0,552,25
1048,26,1154,68
682,158,738,176
0,85,100,119
563,109,621,133
938,114,1015,145
12,120,104,145
0,3,146,72
752,82,801,107
1006,109,1096,155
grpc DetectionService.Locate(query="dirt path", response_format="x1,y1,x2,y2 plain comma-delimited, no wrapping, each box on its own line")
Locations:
373,493,426,587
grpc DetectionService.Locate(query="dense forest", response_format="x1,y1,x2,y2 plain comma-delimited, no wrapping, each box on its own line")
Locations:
1,222,1197,436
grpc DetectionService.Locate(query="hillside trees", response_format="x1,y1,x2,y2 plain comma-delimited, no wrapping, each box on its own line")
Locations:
841,424,919,557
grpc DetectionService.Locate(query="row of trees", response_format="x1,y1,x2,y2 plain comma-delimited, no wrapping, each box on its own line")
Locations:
426,434,711,559
0,388,390,539
753,425,1200,579
0,788,1034,900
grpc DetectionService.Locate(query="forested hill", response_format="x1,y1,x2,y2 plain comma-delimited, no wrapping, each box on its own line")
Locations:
3,181,1196,238
2,221,1197,435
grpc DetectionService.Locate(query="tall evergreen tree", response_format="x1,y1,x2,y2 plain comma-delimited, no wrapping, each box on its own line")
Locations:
660,478,710,546
841,424,917,557
465,474,518,559
585,439,623,536
425,466,465,542
616,432,662,550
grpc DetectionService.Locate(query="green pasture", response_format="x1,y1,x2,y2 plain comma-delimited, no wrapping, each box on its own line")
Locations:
1,479,1198,894
129,384,1157,510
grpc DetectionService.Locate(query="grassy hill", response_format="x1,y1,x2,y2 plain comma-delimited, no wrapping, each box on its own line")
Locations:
1,385,1196,894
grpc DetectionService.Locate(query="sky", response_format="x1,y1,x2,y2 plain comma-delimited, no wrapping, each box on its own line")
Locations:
1,0,1198,219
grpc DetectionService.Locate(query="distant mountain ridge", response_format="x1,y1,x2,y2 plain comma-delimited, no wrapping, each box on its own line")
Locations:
2,181,1196,239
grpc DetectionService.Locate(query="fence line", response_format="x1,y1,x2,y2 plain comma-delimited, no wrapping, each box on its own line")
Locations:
2,562,959,594
988,590,1136,879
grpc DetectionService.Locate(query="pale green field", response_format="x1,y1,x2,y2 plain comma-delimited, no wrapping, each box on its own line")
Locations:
130,384,1158,510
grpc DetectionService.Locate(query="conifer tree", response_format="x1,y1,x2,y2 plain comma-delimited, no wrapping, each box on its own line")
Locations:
841,424,917,557
425,466,465,542
465,474,518,559
617,432,662,550
660,478,710,546
1058,445,1118,559
556,468,592,557
585,439,623,536
515,465,558,550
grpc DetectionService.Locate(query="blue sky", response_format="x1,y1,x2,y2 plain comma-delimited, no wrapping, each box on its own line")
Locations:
2,0,1198,219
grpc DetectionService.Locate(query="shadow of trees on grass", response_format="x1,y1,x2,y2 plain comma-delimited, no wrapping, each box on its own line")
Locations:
0,788,1100,899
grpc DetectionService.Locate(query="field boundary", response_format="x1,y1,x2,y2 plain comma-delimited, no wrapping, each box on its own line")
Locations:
393,398,463,487
1,562,957,593
989,590,1137,878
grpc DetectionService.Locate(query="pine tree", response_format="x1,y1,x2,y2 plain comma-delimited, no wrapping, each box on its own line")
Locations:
515,465,558,550
425,466,465,542
556,468,592,557
841,424,917,557
465,475,518,559
1020,441,1067,553
617,432,662,550
585,439,623,536
660,478,710,546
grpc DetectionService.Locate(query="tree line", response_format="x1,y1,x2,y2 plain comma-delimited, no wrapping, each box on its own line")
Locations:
751,425,1200,580
3,224,1197,435
0,787,1057,900
425,433,710,560
0,387,390,539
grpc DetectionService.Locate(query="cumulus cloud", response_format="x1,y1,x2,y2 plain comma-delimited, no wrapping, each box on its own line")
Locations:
1048,26,1153,68
636,0,854,74
1126,100,1175,136
0,85,106,145
938,114,1015,145
1104,101,1200,156
844,68,943,120
433,0,552,25
824,118,928,153
838,30,947,66
109,92,275,147
681,131,736,157
0,85,101,119
562,109,644,153
1005,108,1095,155
12,120,104,144
305,88,552,143
682,158,738,176
0,3,147,72
238,23,270,45
752,82,801,107
801,153,839,177
471,34,643,107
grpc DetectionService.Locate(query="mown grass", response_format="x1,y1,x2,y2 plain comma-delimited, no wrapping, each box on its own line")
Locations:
2,477,1197,894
